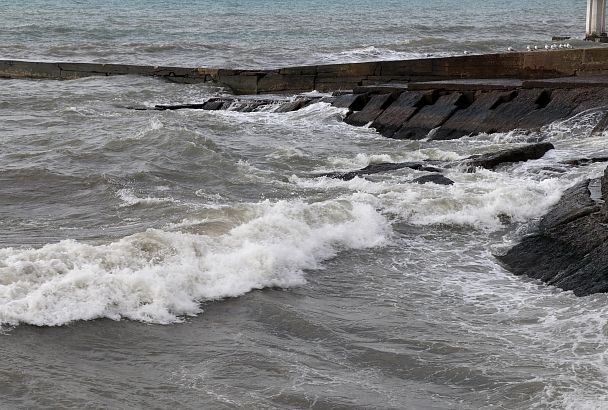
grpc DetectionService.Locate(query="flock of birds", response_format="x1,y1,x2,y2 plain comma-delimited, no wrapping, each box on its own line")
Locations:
461,43,574,55
523,43,574,51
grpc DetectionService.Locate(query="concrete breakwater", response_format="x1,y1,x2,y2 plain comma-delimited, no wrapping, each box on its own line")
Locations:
4,47,608,93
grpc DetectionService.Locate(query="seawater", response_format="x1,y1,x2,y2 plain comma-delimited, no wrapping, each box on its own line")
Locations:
0,0,590,68
2,1,608,409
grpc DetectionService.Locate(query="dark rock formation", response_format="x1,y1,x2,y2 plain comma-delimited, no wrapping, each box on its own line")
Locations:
370,91,431,137
431,91,514,140
332,93,369,112
319,162,442,181
319,143,552,181
274,98,316,113
476,89,549,134
460,142,554,171
497,167,608,296
392,92,471,140
344,93,396,127
413,174,455,185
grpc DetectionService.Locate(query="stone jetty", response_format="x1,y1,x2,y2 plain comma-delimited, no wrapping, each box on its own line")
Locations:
4,47,608,93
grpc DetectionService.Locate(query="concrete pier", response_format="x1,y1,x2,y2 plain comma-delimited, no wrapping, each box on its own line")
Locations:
586,0,607,41
3,48,608,94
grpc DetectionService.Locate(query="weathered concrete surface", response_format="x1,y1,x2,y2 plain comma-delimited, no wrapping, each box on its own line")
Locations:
392,92,470,140
431,91,514,140
4,47,608,94
344,93,396,127
497,167,608,296
370,91,432,137
475,89,549,133
408,79,523,92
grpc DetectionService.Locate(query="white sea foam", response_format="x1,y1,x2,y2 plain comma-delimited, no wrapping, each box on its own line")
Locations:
117,188,182,207
294,166,566,230
0,199,389,326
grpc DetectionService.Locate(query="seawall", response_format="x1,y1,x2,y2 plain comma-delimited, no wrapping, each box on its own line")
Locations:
3,47,608,94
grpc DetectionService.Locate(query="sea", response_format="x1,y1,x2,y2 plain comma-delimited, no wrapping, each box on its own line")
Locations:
1,1,608,409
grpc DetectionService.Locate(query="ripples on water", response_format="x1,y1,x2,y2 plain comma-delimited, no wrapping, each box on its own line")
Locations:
2,1,608,409
0,0,592,68
1,75,608,409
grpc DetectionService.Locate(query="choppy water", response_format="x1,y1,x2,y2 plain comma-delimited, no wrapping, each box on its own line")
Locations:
0,0,594,68
3,1,608,409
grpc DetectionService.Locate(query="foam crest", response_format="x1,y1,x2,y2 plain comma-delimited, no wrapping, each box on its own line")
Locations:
294,168,566,230
0,199,389,326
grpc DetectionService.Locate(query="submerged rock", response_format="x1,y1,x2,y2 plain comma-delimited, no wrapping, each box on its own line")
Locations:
461,142,554,171
497,167,608,296
319,162,442,181
412,174,455,185
320,143,553,181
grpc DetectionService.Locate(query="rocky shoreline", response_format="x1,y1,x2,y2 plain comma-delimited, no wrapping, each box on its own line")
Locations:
497,167,608,296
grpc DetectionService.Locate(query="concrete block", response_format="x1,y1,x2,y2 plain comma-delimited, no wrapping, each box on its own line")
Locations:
432,91,514,140
344,93,396,127
371,91,431,137
332,93,370,111
393,92,469,140
217,74,259,94
517,89,585,129
257,73,315,93
478,89,549,133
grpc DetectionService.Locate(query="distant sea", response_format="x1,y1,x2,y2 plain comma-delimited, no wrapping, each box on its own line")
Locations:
2,1,608,409
0,0,589,68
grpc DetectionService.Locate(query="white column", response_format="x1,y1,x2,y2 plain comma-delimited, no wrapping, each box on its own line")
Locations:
587,0,607,38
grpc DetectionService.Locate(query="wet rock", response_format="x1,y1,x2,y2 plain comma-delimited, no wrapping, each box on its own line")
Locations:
154,98,234,111
461,142,554,171
431,91,514,140
516,89,582,129
344,93,398,127
561,156,608,166
477,89,549,134
274,98,315,113
370,91,432,137
319,162,442,181
497,167,608,296
332,93,369,111
412,174,454,185
392,92,470,140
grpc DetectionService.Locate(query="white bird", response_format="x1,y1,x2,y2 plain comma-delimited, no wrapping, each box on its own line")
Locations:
534,45,539,50
551,44,557,50
545,44,550,50
526,45,532,51
566,43,572,48
559,44,564,48
507,46,514,52
463,50,470,55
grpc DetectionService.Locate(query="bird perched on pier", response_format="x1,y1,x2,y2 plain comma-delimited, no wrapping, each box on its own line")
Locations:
545,44,550,50
463,50,470,55
526,45,532,51
534,45,539,50
507,47,514,52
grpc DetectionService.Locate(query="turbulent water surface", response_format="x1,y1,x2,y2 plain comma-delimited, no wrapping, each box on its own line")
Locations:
2,1,608,409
